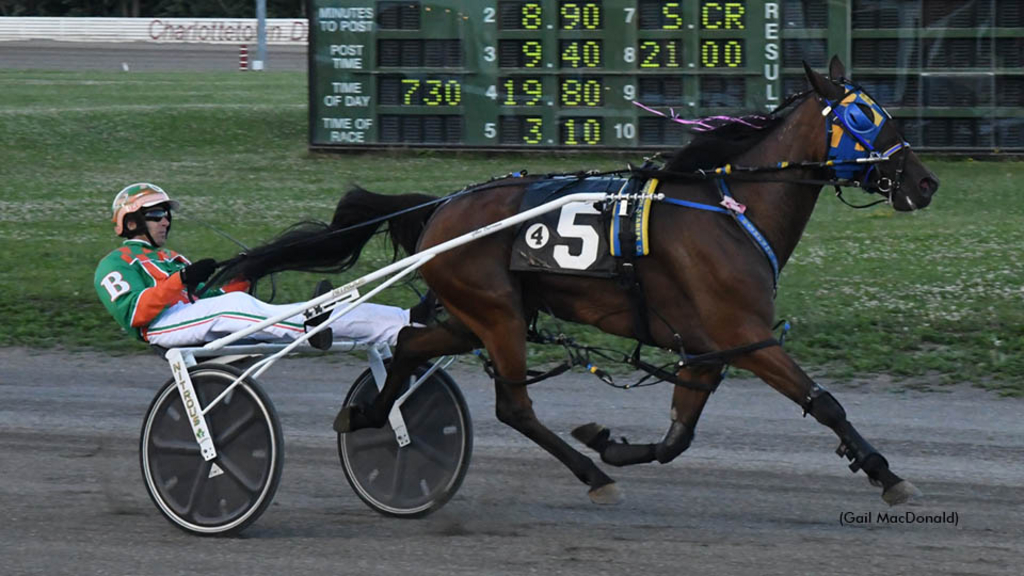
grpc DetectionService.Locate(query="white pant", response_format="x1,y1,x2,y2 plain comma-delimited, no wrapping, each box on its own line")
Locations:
145,292,409,348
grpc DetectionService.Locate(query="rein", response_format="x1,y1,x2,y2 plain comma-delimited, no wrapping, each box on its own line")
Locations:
183,215,285,302
200,171,538,293
635,79,911,198
635,148,905,192
202,167,647,294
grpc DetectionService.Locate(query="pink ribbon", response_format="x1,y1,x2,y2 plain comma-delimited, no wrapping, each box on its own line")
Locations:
631,101,770,133
720,197,747,214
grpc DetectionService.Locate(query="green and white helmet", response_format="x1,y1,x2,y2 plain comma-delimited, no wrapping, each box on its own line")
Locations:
111,183,180,236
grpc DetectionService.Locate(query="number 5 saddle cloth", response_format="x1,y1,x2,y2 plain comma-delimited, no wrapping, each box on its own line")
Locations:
509,175,654,278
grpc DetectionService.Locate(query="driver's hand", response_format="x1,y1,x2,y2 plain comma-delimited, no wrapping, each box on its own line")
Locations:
180,258,217,292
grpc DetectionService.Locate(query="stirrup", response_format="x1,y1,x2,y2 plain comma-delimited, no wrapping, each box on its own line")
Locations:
305,279,334,351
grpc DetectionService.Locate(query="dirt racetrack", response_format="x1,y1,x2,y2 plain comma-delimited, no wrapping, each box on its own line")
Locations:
0,347,1021,576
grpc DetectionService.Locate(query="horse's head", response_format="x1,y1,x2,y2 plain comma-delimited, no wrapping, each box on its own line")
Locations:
804,56,939,211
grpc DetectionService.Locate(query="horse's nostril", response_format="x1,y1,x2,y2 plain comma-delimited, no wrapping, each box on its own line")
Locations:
920,177,939,197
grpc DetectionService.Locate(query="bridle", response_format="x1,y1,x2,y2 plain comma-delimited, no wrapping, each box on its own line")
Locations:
629,81,914,208
818,81,911,207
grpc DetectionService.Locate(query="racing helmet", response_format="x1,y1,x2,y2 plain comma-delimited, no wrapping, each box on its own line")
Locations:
111,183,180,236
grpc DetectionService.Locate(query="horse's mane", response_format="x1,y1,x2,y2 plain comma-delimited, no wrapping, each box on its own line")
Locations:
662,90,810,173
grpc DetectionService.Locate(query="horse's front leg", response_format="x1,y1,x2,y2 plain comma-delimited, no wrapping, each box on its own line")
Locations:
572,365,719,466
732,342,922,506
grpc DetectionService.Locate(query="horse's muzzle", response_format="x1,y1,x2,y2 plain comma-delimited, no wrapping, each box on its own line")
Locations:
919,176,940,200
898,175,939,211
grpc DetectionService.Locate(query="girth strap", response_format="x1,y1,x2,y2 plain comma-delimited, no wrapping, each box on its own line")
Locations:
617,261,655,345
614,175,657,345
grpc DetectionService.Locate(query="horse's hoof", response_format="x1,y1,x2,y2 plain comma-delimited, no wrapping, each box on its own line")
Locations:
588,482,623,505
333,406,361,433
572,423,609,451
882,480,923,506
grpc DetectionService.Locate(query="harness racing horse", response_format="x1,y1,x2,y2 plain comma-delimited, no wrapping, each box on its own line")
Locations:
224,57,939,506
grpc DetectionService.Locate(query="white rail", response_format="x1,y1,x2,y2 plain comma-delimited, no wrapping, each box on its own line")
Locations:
0,17,309,45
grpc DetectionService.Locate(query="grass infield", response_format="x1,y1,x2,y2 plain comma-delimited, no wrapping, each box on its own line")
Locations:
1,70,1021,394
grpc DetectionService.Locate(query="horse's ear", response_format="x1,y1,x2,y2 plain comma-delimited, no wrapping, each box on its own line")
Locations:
828,55,847,82
804,60,842,100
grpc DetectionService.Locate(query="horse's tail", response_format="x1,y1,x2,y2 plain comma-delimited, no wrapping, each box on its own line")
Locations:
330,186,438,258
217,187,439,283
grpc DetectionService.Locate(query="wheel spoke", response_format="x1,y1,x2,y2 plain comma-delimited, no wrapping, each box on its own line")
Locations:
386,446,408,500
150,436,202,456
213,408,258,446
409,435,458,469
181,460,211,517
403,389,446,429
344,428,397,451
217,454,265,493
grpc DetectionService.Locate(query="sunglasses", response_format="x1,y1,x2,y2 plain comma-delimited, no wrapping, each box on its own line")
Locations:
143,208,171,222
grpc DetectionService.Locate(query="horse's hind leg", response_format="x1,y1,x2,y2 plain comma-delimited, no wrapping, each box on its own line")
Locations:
492,356,622,503
733,343,922,506
333,323,478,432
573,364,720,466
461,310,621,504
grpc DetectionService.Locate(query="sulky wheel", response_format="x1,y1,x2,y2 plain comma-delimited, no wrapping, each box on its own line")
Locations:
338,362,472,518
140,363,283,536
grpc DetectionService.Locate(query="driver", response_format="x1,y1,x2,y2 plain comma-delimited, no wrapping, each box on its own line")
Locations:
94,183,430,348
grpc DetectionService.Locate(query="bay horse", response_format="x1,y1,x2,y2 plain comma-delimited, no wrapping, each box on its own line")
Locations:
223,57,939,506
